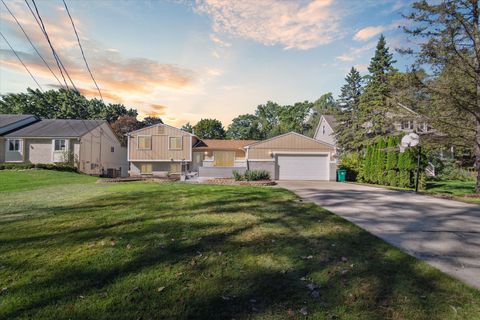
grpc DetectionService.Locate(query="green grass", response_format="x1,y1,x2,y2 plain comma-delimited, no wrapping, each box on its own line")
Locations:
425,180,476,198
0,169,98,192
1,170,479,319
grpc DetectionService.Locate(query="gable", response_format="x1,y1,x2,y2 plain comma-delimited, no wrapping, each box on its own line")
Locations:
128,123,191,137
248,132,334,150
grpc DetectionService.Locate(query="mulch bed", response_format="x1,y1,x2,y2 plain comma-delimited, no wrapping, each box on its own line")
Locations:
202,178,276,186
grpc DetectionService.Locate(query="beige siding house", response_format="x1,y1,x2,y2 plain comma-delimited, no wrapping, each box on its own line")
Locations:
3,119,128,177
246,132,337,180
127,123,197,176
127,123,337,181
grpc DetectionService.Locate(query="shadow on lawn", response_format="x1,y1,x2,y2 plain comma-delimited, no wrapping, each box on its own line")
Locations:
1,185,478,319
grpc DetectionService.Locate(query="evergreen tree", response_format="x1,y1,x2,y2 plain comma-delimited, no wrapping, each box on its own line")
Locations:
375,138,387,184
386,136,398,170
334,67,364,153
357,35,397,146
363,145,374,183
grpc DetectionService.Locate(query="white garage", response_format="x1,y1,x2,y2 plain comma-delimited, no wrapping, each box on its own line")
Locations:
276,153,329,180
245,132,336,181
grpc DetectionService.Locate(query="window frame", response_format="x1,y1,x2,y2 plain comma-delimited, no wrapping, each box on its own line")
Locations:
53,139,67,152
168,136,183,150
7,139,21,152
137,135,152,150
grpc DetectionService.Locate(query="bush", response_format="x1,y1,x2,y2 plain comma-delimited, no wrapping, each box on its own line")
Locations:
339,153,361,181
386,170,398,187
434,161,475,181
0,163,77,172
244,170,270,181
232,170,244,181
233,170,270,181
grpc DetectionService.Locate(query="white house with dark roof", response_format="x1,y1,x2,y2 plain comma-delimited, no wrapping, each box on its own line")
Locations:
0,114,39,163
2,116,128,177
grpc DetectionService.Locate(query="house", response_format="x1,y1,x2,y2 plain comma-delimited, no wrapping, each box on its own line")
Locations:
314,115,337,146
0,114,39,162
2,117,128,177
127,123,337,180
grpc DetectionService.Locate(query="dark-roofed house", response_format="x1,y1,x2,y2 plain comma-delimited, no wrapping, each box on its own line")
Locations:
3,117,128,176
0,114,39,162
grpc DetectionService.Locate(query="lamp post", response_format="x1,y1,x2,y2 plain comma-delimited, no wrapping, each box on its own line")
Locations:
400,132,421,193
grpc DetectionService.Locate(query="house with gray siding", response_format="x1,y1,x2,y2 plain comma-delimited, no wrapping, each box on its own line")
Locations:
2,117,128,177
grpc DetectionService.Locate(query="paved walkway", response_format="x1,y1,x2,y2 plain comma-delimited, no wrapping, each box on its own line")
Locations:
278,181,480,290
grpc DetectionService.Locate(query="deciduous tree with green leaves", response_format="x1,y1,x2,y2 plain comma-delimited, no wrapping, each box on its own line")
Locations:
226,114,263,140
193,118,226,139
403,0,480,192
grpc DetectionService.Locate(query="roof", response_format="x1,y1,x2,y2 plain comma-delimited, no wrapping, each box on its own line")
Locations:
322,115,338,129
193,139,257,150
0,114,39,135
4,119,105,138
127,122,196,137
244,131,334,148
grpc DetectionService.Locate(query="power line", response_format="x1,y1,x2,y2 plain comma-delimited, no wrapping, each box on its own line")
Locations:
0,31,43,92
24,0,69,89
1,0,64,89
62,0,103,101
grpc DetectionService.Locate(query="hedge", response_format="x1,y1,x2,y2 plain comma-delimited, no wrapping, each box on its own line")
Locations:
0,163,77,172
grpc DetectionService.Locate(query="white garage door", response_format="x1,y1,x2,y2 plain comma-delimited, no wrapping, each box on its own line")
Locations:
277,154,329,180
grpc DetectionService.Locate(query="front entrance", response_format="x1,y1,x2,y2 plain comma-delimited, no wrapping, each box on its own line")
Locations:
192,152,204,171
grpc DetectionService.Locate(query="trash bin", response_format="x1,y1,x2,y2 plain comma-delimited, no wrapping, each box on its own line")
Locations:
337,169,347,182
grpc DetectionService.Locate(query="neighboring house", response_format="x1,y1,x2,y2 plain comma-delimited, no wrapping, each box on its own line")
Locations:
0,114,39,162
314,115,337,146
3,118,128,177
127,123,337,180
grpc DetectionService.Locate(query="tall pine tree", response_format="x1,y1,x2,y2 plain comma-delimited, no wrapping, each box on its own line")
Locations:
335,67,364,153
358,35,397,146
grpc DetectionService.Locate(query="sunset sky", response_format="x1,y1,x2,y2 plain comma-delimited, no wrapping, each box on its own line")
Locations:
0,0,414,127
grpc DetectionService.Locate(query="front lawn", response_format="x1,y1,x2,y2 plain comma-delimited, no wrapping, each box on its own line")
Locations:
0,170,479,319
424,180,478,202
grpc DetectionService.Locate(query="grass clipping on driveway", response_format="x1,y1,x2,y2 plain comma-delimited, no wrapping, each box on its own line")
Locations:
0,171,479,319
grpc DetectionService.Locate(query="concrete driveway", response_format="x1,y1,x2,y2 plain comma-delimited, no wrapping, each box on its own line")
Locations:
278,181,480,290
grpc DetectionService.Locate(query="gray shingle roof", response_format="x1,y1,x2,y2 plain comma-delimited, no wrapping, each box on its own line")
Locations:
0,114,37,128
323,115,338,129
4,119,105,138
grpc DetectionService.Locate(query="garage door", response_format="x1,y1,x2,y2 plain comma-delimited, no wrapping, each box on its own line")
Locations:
277,154,329,180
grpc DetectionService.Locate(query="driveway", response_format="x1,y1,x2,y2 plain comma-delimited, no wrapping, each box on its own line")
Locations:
278,181,480,290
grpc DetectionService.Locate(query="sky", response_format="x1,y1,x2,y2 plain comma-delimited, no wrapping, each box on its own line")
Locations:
0,0,416,127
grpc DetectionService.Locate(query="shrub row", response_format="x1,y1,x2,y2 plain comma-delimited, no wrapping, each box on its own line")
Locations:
354,136,426,189
233,169,270,181
0,163,77,172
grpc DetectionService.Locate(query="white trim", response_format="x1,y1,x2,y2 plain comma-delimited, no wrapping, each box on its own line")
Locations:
313,115,334,140
6,138,22,152
244,131,335,149
247,159,275,162
127,135,130,161
168,136,183,150
272,151,330,155
137,135,152,150
189,136,193,164
129,159,191,162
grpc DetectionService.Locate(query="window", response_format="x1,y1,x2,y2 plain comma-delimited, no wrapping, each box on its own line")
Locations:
7,139,21,151
54,139,66,151
140,163,152,174
322,125,326,134
170,163,181,174
213,151,235,167
111,147,115,153
169,137,183,150
401,121,413,130
137,136,152,149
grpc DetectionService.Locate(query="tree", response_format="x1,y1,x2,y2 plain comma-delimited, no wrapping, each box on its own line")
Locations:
193,118,226,139
181,122,193,133
226,114,263,140
255,101,282,139
334,67,364,153
357,35,397,145
142,116,163,127
403,0,480,191
0,88,137,122
110,115,142,146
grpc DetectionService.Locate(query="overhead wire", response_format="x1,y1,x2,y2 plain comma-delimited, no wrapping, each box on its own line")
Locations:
62,0,103,102
0,31,44,92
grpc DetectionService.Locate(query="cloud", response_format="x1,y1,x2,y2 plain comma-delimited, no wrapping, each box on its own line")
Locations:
209,34,231,47
336,41,376,62
195,0,343,50
353,26,385,41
